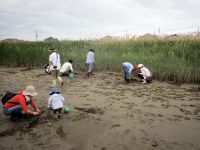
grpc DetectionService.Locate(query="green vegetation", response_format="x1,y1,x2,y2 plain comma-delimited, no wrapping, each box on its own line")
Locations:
0,37,199,83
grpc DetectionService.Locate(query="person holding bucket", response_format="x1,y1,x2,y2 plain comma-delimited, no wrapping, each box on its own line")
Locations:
48,48,63,87
60,59,74,77
122,62,138,83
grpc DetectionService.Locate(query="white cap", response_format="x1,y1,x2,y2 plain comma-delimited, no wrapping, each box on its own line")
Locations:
138,64,144,68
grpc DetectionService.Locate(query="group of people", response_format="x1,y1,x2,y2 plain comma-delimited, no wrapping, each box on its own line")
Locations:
122,62,152,84
2,47,152,122
46,48,95,87
2,85,65,121
1,48,96,121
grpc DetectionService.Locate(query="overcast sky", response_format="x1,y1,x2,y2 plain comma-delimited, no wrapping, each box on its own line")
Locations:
0,0,200,40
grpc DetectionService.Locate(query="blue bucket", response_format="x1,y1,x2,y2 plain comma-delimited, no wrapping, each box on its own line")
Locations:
69,72,75,78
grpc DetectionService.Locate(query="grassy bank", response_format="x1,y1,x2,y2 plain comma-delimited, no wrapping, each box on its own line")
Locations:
0,37,199,83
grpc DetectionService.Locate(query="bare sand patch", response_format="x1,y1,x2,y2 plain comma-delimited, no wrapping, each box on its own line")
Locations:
0,67,200,150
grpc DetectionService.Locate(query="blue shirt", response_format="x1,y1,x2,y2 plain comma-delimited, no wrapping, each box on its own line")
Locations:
122,62,133,74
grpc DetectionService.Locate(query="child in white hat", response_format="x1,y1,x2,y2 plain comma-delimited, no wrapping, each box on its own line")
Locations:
48,88,65,119
138,64,152,83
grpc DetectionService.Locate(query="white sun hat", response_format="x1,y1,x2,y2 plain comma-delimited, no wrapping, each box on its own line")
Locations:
22,85,38,96
138,64,144,68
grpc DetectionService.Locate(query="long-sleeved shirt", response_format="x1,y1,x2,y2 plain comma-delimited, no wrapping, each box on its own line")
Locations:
140,67,151,79
60,62,73,73
3,90,38,112
48,94,65,110
122,62,133,74
86,51,95,63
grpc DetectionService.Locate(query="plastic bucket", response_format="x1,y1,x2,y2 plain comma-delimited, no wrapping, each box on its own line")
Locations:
69,72,75,78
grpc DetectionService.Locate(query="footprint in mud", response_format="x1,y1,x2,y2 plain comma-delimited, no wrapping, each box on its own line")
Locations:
123,129,131,135
167,115,184,121
56,125,66,139
80,94,89,97
110,124,120,128
6,71,18,74
144,104,158,108
193,108,200,116
140,137,150,144
161,103,170,108
82,103,92,106
179,108,192,115
0,128,17,137
187,87,200,92
74,107,104,115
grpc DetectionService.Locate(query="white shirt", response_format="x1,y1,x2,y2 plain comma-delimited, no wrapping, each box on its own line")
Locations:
140,67,151,79
86,51,95,63
60,62,73,73
49,52,61,70
48,94,65,109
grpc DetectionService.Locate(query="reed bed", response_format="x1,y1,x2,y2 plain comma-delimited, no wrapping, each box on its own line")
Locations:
0,37,199,83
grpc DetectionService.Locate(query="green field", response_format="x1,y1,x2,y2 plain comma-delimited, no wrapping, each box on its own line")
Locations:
0,37,199,83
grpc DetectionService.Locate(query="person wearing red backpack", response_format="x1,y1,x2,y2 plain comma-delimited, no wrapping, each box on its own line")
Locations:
2,85,42,122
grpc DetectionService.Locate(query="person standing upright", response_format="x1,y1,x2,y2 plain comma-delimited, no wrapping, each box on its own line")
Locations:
48,48,63,87
86,48,95,77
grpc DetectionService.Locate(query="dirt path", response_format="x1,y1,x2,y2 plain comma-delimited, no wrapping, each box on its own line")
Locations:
0,67,200,150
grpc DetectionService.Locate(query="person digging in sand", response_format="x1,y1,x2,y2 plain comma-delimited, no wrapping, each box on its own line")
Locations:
60,59,74,76
137,64,152,83
48,88,65,119
122,62,138,83
2,85,42,122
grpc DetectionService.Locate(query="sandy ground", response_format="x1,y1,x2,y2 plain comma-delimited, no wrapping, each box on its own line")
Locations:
0,67,200,150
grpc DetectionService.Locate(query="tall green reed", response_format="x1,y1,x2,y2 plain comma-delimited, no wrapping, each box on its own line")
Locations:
0,38,199,83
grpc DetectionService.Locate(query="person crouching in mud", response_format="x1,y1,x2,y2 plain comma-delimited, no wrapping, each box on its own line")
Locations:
122,62,138,83
137,64,152,84
48,88,65,119
2,85,42,122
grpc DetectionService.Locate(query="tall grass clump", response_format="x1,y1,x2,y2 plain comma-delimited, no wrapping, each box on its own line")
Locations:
0,37,199,83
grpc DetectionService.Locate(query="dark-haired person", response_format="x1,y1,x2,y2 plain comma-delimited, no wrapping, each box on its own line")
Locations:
48,48,63,87
60,59,74,76
86,49,95,77
138,64,152,83
122,62,138,83
2,85,42,122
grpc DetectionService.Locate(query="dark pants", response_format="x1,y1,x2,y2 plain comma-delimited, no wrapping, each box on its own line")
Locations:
122,65,130,83
138,74,152,83
61,70,72,76
138,74,144,79
53,108,63,114
3,105,24,122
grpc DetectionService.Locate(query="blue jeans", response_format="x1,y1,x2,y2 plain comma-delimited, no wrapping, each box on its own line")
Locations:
122,64,130,80
3,105,22,116
87,63,94,73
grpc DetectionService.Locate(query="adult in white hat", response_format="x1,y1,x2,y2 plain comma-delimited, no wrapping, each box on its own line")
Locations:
2,85,42,122
138,64,152,83
48,48,63,87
